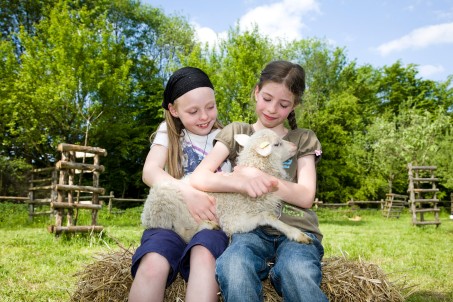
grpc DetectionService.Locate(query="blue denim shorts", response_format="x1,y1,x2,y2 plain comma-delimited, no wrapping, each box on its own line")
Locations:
131,228,228,287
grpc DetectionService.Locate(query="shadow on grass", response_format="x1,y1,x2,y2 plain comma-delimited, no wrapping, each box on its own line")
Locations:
406,290,453,302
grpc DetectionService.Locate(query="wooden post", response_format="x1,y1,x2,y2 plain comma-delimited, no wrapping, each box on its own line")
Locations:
28,172,34,222
108,191,114,213
450,193,453,219
51,169,58,218
407,163,416,224
91,154,100,226
55,152,68,229
67,151,75,226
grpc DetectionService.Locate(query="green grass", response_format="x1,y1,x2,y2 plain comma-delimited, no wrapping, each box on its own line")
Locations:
0,202,452,301
318,207,453,302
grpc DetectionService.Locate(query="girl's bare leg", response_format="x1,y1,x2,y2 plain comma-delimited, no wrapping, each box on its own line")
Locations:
128,252,170,302
185,245,219,302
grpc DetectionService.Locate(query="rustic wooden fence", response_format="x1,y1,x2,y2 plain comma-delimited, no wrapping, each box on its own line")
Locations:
0,192,146,214
382,193,408,219
47,143,107,235
314,198,385,209
27,167,57,221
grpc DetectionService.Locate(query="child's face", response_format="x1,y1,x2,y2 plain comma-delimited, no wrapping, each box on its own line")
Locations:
254,82,295,129
169,87,218,136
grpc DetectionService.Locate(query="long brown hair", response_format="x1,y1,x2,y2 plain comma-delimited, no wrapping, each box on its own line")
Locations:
256,60,306,130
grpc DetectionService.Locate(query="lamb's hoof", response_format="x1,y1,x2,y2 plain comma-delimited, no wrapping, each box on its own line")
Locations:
199,220,220,231
296,233,313,244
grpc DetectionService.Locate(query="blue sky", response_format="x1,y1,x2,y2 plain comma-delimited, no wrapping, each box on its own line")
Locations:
142,0,453,82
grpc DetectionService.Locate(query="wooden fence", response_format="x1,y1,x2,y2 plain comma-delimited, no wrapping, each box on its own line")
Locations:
314,198,385,209
48,143,107,235
0,192,146,214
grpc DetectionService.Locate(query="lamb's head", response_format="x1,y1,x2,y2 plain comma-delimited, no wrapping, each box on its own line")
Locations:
234,129,297,178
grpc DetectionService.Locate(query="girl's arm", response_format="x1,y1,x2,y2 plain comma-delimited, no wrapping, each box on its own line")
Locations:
142,145,175,186
191,142,279,197
143,145,217,223
225,155,317,209
274,155,317,208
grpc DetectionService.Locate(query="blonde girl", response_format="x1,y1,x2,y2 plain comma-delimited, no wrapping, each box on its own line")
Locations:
129,67,231,302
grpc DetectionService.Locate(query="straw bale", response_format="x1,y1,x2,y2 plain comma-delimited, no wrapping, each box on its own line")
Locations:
320,256,406,302
70,248,406,302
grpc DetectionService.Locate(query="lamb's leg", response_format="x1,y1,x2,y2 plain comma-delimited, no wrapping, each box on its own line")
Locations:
220,213,311,244
220,214,264,235
197,220,221,232
258,214,312,244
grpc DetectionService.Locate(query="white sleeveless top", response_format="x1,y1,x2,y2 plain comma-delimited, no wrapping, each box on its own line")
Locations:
152,122,231,175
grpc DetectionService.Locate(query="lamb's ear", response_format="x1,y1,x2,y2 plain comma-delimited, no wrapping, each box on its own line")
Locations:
255,141,272,157
234,134,250,147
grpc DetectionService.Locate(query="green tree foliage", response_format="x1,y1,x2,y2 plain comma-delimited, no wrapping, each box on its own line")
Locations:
97,1,197,197
352,107,452,199
377,61,452,114
0,156,31,196
283,39,379,201
181,25,276,125
4,1,132,166
213,26,276,124
0,0,54,56
1,0,453,203
0,0,196,198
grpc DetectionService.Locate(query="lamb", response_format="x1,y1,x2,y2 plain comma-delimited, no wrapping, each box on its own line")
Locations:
141,129,312,244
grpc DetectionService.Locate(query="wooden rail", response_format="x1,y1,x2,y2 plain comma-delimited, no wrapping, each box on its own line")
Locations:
0,196,29,201
314,199,384,209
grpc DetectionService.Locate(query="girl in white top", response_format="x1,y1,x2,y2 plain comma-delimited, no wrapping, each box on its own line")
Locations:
129,67,230,302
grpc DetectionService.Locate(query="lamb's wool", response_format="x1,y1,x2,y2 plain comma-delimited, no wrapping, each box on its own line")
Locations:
141,129,311,244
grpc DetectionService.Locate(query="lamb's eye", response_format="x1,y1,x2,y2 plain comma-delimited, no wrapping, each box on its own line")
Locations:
274,142,281,147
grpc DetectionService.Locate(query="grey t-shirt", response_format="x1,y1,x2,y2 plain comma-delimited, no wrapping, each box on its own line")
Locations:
214,122,323,241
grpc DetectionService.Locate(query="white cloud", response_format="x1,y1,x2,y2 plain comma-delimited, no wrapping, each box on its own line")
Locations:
192,22,229,49
192,0,320,47
377,22,453,56
417,64,445,78
238,0,320,41
193,24,218,46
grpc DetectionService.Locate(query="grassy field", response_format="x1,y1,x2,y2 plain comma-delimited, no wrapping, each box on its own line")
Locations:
0,202,452,301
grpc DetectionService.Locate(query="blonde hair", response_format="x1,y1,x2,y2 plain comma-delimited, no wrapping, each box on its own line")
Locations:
152,105,222,179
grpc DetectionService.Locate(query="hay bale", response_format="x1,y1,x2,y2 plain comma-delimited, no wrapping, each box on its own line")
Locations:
70,248,406,302
320,256,406,302
70,248,133,302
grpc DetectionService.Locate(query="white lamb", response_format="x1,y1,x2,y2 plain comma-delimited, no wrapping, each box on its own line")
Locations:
141,129,312,244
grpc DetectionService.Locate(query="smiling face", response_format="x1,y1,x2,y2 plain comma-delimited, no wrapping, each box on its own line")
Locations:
168,87,217,136
254,81,295,130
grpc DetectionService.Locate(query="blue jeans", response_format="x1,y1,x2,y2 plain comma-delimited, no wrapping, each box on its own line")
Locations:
216,228,328,302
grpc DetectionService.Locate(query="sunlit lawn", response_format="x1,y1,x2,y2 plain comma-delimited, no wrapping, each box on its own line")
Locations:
319,207,453,302
0,202,452,301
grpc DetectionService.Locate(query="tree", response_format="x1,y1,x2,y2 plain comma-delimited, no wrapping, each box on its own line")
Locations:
1,0,198,197
353,107,452,199
3,1,131,166
283,39,380,202
377,61,452,114
193,25,275,125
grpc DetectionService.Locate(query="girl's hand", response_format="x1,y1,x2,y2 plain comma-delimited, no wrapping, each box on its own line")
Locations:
233,165,279,198
181,184,218,224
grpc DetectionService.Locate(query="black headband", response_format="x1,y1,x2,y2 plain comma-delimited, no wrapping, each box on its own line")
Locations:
162,67,214,110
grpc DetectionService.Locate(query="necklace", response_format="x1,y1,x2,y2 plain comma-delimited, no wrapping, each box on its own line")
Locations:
186,131,209,166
